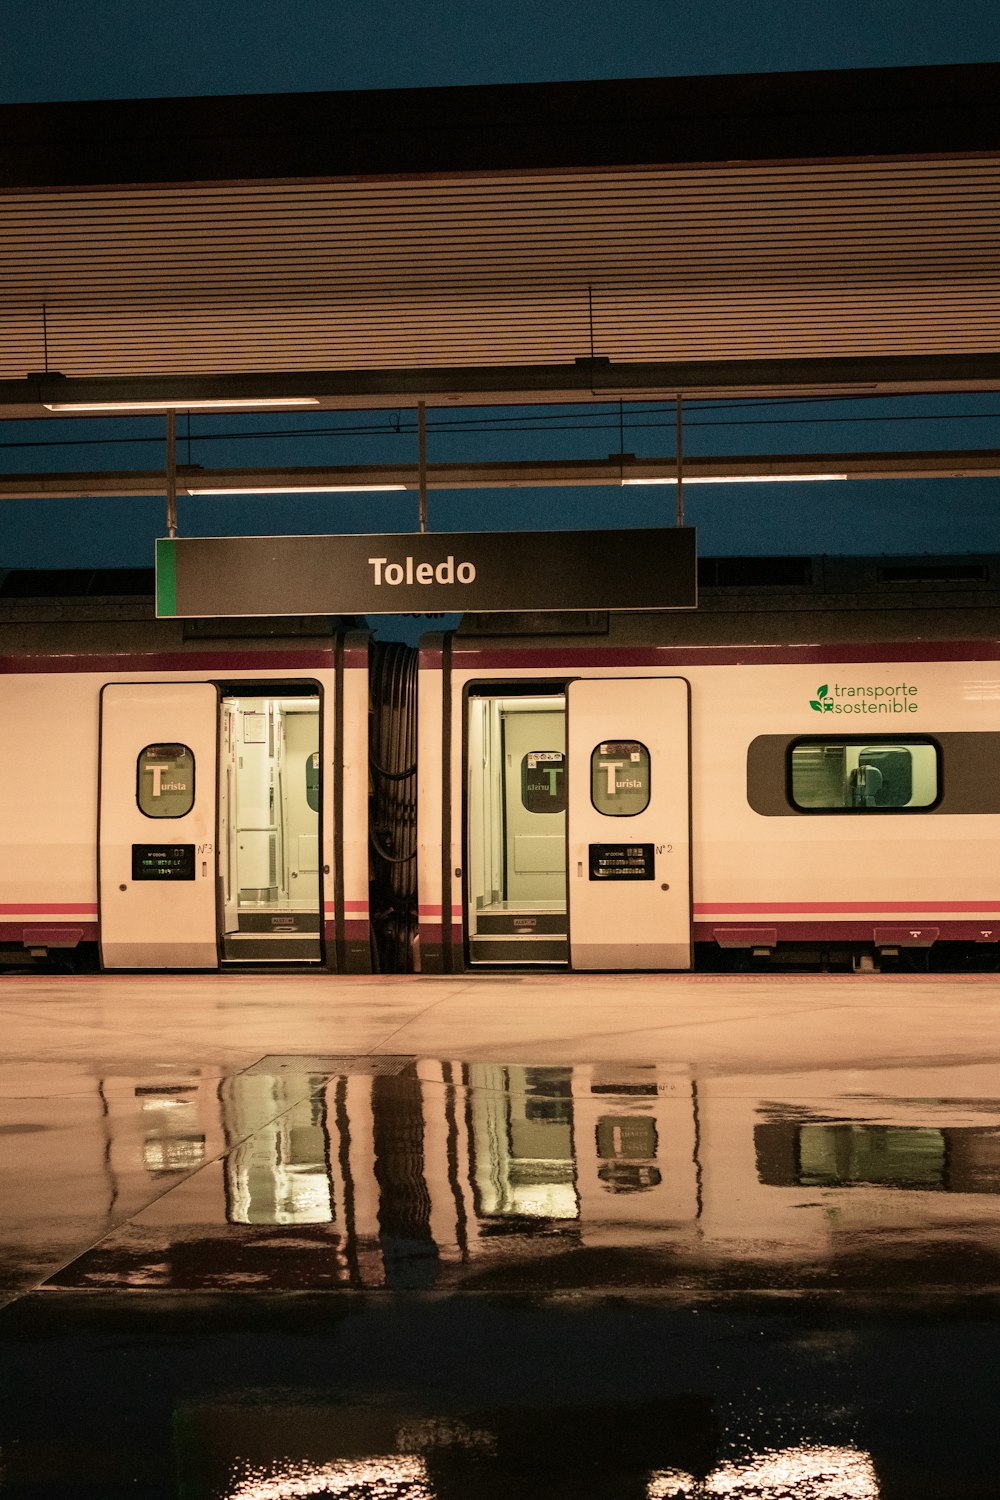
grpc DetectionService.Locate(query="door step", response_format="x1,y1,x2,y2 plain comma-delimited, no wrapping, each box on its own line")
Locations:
233,911,321,933
475,910,567,936
222,932,322,962
469,934,568,964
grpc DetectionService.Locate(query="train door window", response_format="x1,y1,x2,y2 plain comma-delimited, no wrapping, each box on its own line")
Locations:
305,751,320,812
137,743,195,817
789,739,939,810
521,751,566,813
591,740,651,816
465,686,568,965
218,686,322,963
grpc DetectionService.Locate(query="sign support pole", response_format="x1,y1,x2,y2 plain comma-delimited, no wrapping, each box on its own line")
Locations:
165,411,178,538
676,394,684,528
417,400,428,534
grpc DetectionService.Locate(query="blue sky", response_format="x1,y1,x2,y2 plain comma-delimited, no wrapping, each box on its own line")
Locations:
1,0,998,603
2,0,999,100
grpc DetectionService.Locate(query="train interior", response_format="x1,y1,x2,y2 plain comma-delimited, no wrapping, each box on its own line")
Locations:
465,687,569,965
218,689,322,963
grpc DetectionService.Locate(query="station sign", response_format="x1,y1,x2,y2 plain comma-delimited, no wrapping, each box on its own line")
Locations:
155,528,696,617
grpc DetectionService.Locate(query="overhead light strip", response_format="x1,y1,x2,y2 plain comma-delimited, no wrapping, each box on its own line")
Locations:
43,398,320,412
186,484,407,495
623,473,848,485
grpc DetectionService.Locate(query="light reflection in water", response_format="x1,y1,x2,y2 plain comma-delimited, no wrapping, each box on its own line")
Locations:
225,1456,433,1498
649,1444,879,1498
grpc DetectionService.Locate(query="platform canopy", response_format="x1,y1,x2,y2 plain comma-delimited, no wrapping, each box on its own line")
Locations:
0,62,998,416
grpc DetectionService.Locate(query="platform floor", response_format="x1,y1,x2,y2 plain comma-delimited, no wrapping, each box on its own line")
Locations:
2,970,1000,1496
4,966,1000,1072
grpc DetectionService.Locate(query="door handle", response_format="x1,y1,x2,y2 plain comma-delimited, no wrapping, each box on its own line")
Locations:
577,860,583,878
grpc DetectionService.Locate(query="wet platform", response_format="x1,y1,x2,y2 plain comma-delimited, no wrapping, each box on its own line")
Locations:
2,971,1000,1496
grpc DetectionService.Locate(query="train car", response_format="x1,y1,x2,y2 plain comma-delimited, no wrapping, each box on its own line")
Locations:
415,554,1000,974
4,555,1000,975
0,570,380,972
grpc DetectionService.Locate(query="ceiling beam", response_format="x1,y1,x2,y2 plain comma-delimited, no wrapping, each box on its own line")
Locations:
3,353,1000,420
0,451,997,501
3,65,998,190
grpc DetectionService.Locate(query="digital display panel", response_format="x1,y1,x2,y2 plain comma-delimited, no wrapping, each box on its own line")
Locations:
131,844,196,881
588,843,655,880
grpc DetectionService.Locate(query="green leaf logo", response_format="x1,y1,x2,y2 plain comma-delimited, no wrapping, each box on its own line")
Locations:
817,685,828,699
810,684,834,713
810,699,823,712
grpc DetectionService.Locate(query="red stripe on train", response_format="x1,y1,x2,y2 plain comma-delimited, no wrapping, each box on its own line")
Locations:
694,900,1000,913
0,650,341,675
447,640,1000,669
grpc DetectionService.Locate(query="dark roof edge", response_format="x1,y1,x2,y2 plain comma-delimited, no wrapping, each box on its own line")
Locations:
2,62,999,190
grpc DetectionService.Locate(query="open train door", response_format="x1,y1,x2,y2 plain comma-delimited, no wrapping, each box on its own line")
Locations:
98,682,219,969
567,676,692,970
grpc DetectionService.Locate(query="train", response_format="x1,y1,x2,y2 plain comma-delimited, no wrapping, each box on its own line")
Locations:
2,552,999,974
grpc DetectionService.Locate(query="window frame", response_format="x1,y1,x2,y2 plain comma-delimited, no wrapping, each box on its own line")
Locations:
785,733,943,815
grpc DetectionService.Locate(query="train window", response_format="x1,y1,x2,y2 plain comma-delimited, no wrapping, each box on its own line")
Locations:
305,750,320,813
136,743,195,818
591,741,651,816
521,751,566,813
789,740,938,810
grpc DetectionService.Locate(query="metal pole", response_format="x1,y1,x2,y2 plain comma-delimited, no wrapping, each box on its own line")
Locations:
417,400,428,533
165,410,178,537
675,393,684,528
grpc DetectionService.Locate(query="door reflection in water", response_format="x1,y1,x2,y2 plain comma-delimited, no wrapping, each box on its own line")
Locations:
470,1065,579,1222
224,1074,334,1225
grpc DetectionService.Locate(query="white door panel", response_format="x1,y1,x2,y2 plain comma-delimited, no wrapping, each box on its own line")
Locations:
568,677,692,970
99,682,219,969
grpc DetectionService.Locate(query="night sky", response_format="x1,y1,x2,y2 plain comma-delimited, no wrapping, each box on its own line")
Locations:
1,1,999,618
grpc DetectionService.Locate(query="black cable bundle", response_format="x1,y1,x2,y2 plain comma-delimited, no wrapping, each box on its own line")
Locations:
368,640,418,972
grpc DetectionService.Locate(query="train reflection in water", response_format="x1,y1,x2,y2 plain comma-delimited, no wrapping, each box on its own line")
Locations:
70,1056,1000,1294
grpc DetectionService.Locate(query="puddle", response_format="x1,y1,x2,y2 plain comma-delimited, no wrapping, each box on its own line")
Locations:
36,1057,1000,1295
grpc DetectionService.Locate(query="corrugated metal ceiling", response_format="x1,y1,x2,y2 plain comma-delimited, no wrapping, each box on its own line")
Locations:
2,156,998,380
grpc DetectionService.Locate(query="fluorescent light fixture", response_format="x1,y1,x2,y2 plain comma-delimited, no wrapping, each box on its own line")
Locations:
186,484,408,495
42,397,320,412
623,473,848,485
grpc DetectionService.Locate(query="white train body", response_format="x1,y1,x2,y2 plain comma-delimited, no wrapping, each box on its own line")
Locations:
1,557,998,972
0,592,372,970
416,558,1000,972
